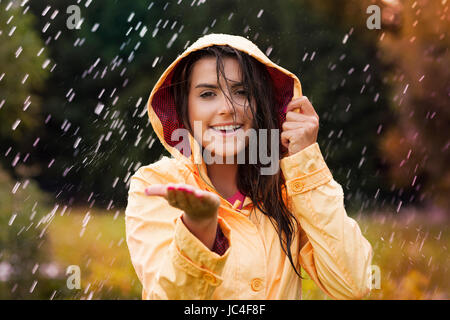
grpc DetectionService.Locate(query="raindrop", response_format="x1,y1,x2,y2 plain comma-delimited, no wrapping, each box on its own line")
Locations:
42,22,50,33
22,74,29,84
12,119,21,130
342,34,349,44
82,211,91,228
167,33,178,48
50,10,59,20
12,182,21,194
8,26,17,37
91,23,100,32
15,46,23,58
41,5,51,16
94,103,104,115
257,9,264,18
12,154,20,167
403,84,409,94
74,137,82,148
152,57,159,68
29,280,38,293
139,26,148,37
33,137,40,147
396,200,403,212
42,59,50,69
8,213,17,226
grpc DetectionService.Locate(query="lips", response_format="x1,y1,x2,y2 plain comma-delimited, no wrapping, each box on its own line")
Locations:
209,124,243,136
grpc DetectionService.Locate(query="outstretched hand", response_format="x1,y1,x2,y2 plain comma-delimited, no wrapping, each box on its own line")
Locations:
145,183,220,221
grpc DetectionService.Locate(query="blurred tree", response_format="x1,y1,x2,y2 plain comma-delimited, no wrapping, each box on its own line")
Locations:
376,0,450,213
0,0,49,178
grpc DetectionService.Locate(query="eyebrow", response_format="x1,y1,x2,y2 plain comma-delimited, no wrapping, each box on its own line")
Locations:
194,82,243,89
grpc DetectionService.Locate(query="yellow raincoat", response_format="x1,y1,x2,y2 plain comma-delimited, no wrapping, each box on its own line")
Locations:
125,33,373,300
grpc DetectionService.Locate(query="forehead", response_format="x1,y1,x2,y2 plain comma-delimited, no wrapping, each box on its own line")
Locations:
189,56,242,84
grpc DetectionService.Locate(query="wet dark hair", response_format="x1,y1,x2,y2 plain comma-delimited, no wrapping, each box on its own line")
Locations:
171,45,302,278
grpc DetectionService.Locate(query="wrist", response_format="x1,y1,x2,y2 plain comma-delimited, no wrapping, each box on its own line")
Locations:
181,212,218,250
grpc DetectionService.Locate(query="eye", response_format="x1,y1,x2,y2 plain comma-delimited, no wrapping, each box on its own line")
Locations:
235,89,247,96
200,91,215,98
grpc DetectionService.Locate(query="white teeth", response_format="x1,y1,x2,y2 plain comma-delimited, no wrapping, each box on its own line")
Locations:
212,125,242,131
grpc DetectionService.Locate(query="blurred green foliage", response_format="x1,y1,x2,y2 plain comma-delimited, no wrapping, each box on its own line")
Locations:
0,165,66,299
0,1,49,156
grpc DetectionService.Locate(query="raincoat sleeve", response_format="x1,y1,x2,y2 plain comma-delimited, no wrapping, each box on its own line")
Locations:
280,142,373,300
125,159,232,300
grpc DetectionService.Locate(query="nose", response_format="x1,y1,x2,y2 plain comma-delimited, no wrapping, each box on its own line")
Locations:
217,92,236,115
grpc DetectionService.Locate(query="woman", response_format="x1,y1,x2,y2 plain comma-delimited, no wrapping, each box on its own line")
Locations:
125,33,373,300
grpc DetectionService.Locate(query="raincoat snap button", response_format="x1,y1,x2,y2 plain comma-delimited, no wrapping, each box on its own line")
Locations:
292,181,304,192
250,278,264,291
203,273,218,285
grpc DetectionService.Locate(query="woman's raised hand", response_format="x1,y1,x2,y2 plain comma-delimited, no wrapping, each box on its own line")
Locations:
145,183,221,221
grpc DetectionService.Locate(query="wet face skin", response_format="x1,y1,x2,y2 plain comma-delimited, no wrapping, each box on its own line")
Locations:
187,56,254,159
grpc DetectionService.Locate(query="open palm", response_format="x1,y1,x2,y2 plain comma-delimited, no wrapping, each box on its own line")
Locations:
145,183,220,221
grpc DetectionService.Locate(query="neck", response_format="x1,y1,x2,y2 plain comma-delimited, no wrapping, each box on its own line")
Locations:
206,162,238,199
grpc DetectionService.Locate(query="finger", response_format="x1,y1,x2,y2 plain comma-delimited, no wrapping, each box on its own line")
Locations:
201,191,221,208
286,96,318,119
173,187,190,210
183,190,201,211
166,185,179,207
178,185,203,210
281,131,291,149
286,96,308,114
145,184,168,197
298,97,318,118
282,121,307,131
285,110,315,122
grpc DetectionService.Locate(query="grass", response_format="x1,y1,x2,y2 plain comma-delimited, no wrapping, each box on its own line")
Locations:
47,206,142,299
302,211,449,300
46,206,448,300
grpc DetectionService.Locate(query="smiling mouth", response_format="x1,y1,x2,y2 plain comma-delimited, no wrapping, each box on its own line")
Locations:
210,124,243,134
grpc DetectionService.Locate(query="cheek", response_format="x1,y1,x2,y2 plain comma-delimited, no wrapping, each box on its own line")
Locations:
187,99,210,140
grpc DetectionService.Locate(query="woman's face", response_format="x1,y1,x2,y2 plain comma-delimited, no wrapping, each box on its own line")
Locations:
187,56,254,159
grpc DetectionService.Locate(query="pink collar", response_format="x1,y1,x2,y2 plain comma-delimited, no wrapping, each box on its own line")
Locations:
227,190,245,210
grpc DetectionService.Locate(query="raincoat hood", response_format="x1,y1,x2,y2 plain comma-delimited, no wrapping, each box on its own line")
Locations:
147,33,303,168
